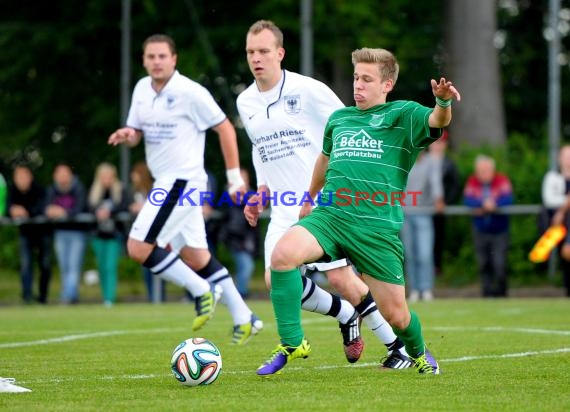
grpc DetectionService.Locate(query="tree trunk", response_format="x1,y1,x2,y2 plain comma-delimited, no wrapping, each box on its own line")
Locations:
446,0,507,147
331,41,353,106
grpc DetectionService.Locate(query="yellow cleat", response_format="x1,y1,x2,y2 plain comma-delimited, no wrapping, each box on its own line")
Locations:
191,284,222,331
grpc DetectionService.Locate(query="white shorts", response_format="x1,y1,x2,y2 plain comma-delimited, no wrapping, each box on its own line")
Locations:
264,217,296,268
263,216,349,271
129,178,208,250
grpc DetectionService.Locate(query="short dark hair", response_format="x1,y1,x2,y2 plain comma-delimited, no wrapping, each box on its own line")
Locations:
142,34,177,55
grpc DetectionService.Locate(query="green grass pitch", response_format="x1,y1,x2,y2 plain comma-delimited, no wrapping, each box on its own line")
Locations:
1,298,569,411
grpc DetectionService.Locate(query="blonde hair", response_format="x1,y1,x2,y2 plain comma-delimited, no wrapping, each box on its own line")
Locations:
130,161,153,195
351,48,399,85
247,20,284,48
88,162,123,208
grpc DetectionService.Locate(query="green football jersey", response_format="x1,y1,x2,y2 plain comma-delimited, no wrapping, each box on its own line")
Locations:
319,100,440,230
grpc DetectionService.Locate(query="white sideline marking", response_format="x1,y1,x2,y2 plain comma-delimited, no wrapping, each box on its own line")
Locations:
3,323,570,384
16,347,570,384
266,347,570,373
0,328,184,349
1,323,568,349
441,347,570,362
430,326,570,336
0,320,329,349
0,331,125,348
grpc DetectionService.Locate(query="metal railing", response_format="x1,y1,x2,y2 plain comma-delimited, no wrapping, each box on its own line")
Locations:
0,204,552,302
402,204,543,215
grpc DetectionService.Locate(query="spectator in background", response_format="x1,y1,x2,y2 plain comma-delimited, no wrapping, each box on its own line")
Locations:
429,130,462,276
401,150,444,302
45,162,88,304
541,144,570,297
464,155,514,298
218,168,259,298
8,165,53,304
88,163,129,306
129,161,166,302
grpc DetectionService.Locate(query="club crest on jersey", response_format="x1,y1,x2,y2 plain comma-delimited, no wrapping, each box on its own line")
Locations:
284,95,301,114
369,114,385,127
166,95,176,110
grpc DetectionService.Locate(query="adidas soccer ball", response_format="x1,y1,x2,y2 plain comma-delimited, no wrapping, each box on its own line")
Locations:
170,338,222,387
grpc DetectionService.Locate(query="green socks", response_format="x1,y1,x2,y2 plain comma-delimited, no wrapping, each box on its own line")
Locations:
393,310,426,358
270,268,304,347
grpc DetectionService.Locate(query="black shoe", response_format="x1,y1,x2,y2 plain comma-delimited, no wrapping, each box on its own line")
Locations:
380,349,413,369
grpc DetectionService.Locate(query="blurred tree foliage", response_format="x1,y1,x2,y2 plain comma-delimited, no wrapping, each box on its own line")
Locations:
3,0,568,186
0,0,569,285
0,0,570,284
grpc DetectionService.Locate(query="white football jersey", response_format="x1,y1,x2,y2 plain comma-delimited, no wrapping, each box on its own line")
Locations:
237,70,344,222
126,70,226,183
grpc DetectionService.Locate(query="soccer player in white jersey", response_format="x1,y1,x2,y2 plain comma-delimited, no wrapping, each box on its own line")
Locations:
237,20,411,368
108,34,262,344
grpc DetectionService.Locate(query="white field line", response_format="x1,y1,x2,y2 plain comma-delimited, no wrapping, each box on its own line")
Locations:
0,328,185,349
16,346,570,385
441,347,570,362
281,347,570,370
0,319,329,349
430,326,570,336
1,320,569,349
4,320,569,384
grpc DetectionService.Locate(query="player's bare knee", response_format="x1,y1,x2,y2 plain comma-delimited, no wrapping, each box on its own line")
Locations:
180,247,210,270
326,274,345,292
385,310,411,330
270,245,298,270
126,238,149,264
126,239,140,261
327,275,361,304
389,317,408,330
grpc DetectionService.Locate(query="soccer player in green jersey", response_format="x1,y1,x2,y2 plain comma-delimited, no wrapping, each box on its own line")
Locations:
257,47,461,376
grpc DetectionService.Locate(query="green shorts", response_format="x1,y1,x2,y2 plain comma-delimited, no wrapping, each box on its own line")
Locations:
297,207,405,285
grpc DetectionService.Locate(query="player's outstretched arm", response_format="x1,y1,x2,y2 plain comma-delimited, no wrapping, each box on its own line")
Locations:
108,127,142,147
428,77,461,129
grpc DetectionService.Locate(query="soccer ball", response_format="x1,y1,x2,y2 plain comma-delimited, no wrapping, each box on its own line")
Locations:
170,338,222,387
